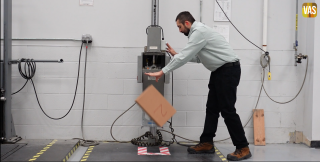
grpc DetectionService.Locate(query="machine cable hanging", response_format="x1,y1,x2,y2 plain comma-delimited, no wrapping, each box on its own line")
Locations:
13,43,84,120
260,55,308,104
215,0,267,54
79,44,99,147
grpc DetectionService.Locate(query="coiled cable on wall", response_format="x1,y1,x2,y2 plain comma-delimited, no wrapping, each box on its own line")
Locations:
11,58,36,95
14,43,84,120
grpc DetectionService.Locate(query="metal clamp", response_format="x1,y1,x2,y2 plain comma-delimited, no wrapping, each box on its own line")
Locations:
296,53,307,63
0,88,5,102
0,97,6,102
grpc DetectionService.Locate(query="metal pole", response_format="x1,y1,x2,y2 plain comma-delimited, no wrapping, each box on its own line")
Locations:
294,0,298,66
4,0,14,139
1,0,5,142
262,0,268,54
151,0,159,26
150,0,159,139
0,38,82,41
9,59,64,64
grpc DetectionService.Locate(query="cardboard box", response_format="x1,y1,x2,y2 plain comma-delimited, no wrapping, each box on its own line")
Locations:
135,85,176,127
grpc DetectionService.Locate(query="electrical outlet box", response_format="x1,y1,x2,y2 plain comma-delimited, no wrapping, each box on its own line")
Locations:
82,34,92,43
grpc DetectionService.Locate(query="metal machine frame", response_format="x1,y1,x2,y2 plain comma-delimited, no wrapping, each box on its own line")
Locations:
136,0,171,145
1,0,16,143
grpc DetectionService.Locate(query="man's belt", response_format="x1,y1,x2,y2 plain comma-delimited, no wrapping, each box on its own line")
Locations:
220,61,240,68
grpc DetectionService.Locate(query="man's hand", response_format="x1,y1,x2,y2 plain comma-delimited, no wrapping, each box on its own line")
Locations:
145,70,164,82
166,43,178,56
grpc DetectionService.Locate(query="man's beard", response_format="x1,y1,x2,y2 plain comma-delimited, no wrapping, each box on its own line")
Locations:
183,25,190,36
183,29,190,36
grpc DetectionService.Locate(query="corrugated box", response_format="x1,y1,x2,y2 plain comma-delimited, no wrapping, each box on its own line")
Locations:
136,85,176,127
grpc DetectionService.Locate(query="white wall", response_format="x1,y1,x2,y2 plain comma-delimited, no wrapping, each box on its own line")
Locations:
1,0,310,143
312,0,320,141
300,0,320,142
301,0,314,141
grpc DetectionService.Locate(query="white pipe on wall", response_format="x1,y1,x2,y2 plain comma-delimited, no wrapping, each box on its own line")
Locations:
262,0,268,53
200,0,203,22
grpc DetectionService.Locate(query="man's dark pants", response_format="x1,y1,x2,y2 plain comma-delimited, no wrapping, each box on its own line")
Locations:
200,63,249,149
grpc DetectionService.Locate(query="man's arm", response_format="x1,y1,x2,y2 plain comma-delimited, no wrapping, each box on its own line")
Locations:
189,55,202,63
162,30,206,74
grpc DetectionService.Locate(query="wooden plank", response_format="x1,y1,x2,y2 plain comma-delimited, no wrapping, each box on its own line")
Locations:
253,109,266,146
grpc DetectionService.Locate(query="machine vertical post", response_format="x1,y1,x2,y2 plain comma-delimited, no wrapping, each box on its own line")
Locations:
135,0,171,146
4,0,15,140
0,0,4,142
151,0,159,26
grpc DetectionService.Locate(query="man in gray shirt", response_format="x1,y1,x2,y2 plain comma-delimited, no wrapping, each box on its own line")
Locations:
145,11,251,161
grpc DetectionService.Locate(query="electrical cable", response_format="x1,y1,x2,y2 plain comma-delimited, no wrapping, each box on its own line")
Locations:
110,103,137,143
215,0,266,53
11,80,28,95
0,143,27,161
17,43,84,120
1,145,20,159
163,52,197,147
260,54,270,69
261,55,308,104
79,44,99,147
12,58,36,95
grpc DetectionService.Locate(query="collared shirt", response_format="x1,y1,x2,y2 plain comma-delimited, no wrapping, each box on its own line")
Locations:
162,21,239,74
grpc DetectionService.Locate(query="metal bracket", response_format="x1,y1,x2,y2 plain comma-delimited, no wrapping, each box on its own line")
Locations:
296,53,307,64
4,136,22,144
82,34,92,44
0,97,6,102
0,88,5,102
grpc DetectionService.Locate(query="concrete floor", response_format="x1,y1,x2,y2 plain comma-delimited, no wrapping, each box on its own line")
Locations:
215,143,320,161
68,143,320,161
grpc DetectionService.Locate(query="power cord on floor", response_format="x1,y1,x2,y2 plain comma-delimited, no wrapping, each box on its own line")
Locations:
1,143,27,161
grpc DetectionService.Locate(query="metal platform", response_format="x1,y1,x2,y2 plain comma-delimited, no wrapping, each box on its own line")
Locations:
80,143,226,161
1,139,80,161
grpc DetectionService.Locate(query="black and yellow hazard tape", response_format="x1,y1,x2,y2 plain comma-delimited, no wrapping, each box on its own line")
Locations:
215,146,228,162
62,140,81,162
29,139,58,161
80,146,95,161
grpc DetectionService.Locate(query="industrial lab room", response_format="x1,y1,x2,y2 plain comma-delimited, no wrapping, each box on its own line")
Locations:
1,0,320,161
